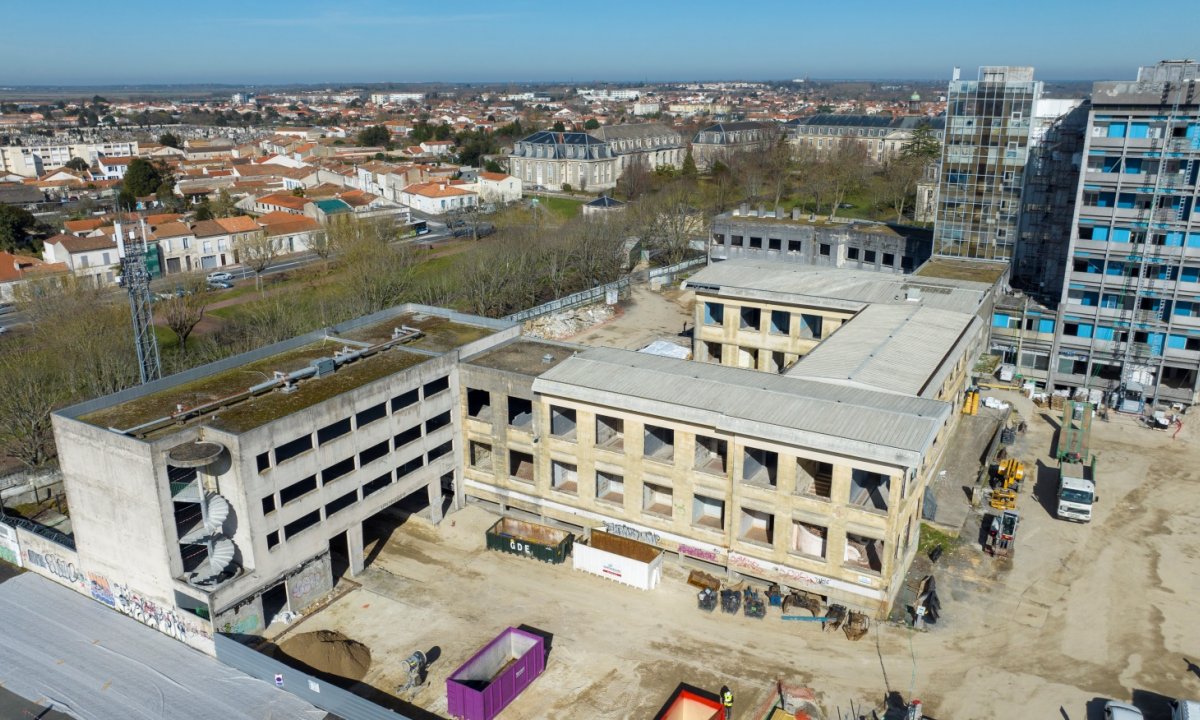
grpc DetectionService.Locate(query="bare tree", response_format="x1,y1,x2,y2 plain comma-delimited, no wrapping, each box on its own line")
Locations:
0,349,69,467
234,230,278,294
824,140,871,220
877,157,927,222
157,273,212,351
616,155,652,201
336,217,418,312
635,179,705,266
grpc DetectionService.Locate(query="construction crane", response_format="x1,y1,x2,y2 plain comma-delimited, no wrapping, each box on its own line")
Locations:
116,219,161,384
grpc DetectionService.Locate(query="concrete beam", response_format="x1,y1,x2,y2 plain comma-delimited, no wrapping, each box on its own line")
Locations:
346,522,364,576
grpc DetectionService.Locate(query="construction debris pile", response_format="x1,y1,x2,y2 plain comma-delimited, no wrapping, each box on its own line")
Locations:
277,629,372,684
523,304,615,340
687,571,870,641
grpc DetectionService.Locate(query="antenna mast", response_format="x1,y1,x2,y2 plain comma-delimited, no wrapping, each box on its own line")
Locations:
117,218,162,384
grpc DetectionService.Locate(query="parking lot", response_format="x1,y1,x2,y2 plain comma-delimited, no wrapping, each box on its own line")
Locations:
272,388,1200,720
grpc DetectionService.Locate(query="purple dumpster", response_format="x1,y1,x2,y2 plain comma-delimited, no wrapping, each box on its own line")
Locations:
446,627,546,720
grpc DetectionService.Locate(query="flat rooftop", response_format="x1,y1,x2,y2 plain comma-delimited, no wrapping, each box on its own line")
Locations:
462,338,579,376
533,346,950,466
686,259,989,315
67,305,510,438
913,257,1007,285
786,304,980,398
714,210,917,237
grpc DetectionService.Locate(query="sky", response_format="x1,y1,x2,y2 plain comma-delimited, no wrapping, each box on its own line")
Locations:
0,0,1193,86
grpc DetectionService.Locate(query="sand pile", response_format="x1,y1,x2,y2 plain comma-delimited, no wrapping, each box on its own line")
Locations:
278,630,372,682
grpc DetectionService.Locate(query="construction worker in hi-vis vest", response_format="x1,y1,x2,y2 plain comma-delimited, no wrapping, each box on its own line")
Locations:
721,685,734,711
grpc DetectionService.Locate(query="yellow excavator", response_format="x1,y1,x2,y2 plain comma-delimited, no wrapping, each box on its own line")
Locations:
989,458,1024,510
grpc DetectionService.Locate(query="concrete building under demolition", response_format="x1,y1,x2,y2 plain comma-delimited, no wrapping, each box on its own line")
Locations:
25,260,997,649
709,207,932,273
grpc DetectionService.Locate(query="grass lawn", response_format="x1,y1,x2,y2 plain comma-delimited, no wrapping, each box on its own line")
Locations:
535,196,584,220
917,522,961,558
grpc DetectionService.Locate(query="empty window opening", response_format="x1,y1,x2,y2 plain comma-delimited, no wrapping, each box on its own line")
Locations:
796,459,833,498
362,472,392,498
643,424,675,462
394,424,421,449
704,341,722,363
791,520,827,559
703,301,724,326
849,469,890,513
325,488,358,517
739,507,774,545
694,435,727,475
692,495,725,530
280,475,318,505
787,239,802,254
595,414,625,449
742,447,778,487
768,237,782,251
844,533,884,573
358,440,389,467
509,451,535,482
391,388,419,413
425,410,451,434
423,376,449,398
800,314,823,339
427,441,453,462
508,397,533,428
274,434,313,464
318,417,352,445
551,460,579,493
596,471,625,503
466,388,492,420
284,510,321,539
737,346,757,369
770,310,790,335
322,457,355,486
550,406,578,439
355,402,387,429
642,482,673,517
740,306,761,330
469,441,493,469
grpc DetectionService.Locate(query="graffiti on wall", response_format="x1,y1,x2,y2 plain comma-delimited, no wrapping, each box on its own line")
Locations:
221,613,263,635
0,525,20,567
88,572,115,607
729,552,831,587
24,549,86,587
678,544,721,563
602,521,660,547
112,582,211,642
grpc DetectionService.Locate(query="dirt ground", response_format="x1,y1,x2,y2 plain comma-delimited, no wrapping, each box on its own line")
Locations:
567,284,695,351
275,389,1200,720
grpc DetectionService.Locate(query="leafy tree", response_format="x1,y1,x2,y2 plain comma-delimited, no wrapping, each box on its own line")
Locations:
901,122,941,162
159,131,182,148
0,205,37,252
210,188,238,218
357,124,390,147
122,158,167,197
234,231,278,294
551,121,565,132
681,149,698,180
194,198,214,220
484,159,504,173
583,118,600,130
65,157,90,172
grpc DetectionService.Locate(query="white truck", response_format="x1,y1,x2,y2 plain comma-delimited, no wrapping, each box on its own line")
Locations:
1057,460,1097,522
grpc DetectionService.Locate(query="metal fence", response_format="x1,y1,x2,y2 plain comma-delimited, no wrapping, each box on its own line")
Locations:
647,256,707,281
213,633,411,720
0,513,75,551
504,277,631,323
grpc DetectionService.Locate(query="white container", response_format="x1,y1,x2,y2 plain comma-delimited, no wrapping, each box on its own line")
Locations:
573,531,664,591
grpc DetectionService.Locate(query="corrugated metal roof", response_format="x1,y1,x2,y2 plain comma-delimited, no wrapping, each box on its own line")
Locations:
532,347,949,466
686,260,987,314
787,304,977,397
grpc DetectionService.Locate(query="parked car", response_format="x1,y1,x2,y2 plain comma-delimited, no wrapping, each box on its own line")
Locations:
208,280,233,290
1173,699,1200,720
206,271,233,283
1105,701,1144,720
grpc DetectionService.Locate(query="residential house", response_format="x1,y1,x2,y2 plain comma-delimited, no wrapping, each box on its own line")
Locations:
467,172,522,204
41,233,121,286
0,250,67,301
399,182,478,215
252,192,310,216
95,155,132,181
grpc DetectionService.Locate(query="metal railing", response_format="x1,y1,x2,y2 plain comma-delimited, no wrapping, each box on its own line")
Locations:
0,513,76,551
505,277,631,323
647,255,707,280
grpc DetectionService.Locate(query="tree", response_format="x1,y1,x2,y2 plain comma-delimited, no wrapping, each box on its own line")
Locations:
194,198,214,220
824,140,870,220
876,156,927,222
122,158,167,198
583,118,600,130
157,274,211,351
634,179,704,266
234,231,278,294
0,349,69,467
901,122,941,162
551,121,565,132
335,217,417,312
681,149,698,180
0,205,37,253
357,124,390,147
484,159,504,173
210,188,238,218
615,155,652,201
159,131,181,149
65,157,90,172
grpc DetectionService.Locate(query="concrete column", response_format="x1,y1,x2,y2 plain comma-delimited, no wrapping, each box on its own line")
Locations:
347,521,365,576
427,477,445,524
